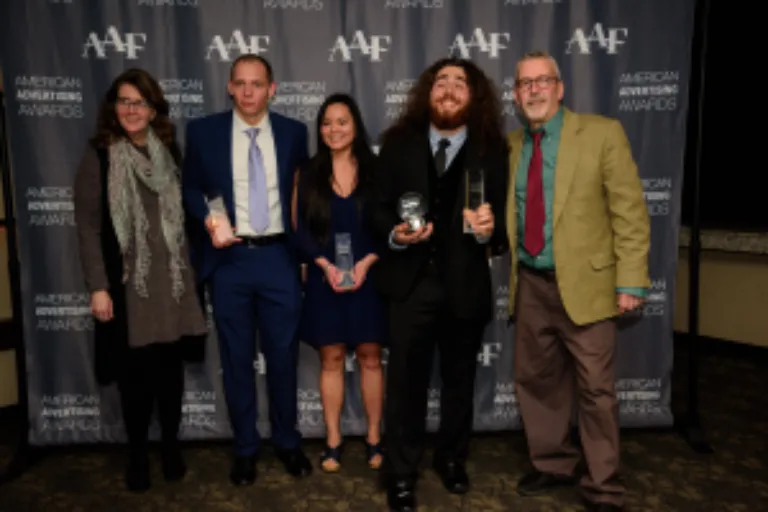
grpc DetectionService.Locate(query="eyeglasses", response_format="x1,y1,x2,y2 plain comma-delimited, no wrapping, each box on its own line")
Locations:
115,97,152,110
515,76,558,91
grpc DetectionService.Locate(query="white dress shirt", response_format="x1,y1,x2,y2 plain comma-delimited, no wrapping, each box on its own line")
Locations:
231,111,283,236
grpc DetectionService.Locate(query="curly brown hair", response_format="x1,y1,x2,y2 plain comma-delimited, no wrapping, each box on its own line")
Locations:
89,68,180,163
381,57,507,155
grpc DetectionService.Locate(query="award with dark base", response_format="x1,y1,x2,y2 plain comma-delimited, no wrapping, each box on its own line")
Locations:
207,196,236,244
398,192,427,233
464,168,485,234
335,232,356,290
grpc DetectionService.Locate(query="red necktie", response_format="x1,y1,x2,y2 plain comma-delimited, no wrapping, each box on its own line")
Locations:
524,131,545,256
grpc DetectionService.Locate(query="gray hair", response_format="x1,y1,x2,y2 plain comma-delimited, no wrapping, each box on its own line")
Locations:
515,50,562,81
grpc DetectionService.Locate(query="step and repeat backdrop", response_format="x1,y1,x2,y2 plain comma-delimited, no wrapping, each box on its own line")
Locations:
0,0,694,445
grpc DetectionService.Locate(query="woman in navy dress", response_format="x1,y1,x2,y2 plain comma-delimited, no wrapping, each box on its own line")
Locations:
293,93,386,473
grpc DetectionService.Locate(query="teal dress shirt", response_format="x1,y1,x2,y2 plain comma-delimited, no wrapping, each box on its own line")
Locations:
515,107,646,298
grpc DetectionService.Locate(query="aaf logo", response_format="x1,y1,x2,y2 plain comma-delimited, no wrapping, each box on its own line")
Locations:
477,342,502,367
565,23,628,55
449,28,510,59
329,31,391,62
206,30,270,61
82,26,147,59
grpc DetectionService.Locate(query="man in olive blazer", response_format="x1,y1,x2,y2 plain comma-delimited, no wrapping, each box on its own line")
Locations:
506,51,650,512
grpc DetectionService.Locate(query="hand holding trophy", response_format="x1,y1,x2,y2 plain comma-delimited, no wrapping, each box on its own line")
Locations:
334,232,356,291
206,196,241,248
398,192,427,232
393,192,433,245
463,168,493,238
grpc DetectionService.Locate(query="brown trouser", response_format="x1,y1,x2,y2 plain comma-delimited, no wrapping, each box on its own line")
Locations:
514,265,624,506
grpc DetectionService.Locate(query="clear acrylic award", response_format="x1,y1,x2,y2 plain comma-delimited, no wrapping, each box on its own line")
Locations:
334,232,356,290
398,192,427,233
207,196,235,245
464,168,486,234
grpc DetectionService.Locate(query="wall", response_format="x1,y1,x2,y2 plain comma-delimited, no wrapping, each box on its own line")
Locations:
675,248,768,347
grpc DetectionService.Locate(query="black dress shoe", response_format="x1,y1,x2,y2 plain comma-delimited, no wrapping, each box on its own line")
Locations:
517,470,576,496
387,479,415,512
275,448,312,478
229,455,257,486
432,459,470,494
125,453,151,493
161,444,187,482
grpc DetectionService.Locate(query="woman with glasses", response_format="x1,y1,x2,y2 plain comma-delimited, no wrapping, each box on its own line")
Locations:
74,68,207,492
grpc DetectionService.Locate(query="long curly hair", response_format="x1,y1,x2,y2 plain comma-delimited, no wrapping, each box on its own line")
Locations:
89,68,180,164
381,57,506,154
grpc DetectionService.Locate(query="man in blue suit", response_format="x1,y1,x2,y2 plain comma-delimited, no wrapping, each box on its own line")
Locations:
182,54,312,485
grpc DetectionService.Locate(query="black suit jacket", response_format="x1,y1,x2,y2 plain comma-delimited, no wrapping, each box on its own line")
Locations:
369,128,509,322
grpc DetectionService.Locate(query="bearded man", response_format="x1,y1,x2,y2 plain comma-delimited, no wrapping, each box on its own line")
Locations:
369,57,509,512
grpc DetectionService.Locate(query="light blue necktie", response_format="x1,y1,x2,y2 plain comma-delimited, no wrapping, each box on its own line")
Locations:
245,127,270,233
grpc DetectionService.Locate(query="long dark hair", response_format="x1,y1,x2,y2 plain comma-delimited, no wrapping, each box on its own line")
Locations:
89,68,181,164
299,93,375,246
381,57,506,155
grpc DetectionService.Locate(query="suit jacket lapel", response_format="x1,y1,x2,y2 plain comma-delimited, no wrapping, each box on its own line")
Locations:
507,130,524,191
450,141,474,227
411,133,431,200
270,112,295,227
553,108,581,228
506,130,525,239
217,110,235,220
269,112,289,188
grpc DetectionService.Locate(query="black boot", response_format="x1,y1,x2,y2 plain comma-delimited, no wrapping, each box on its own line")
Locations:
119,345,160,492
161,440,187,481
125,447,151,492
157,342,186,481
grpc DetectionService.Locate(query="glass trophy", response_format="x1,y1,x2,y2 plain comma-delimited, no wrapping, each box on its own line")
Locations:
206,196,235,244
334,232,356,290
398,192,427,233
464,169,486,234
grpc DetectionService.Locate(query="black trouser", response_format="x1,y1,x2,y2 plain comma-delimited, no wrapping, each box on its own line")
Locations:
117,341,185,456
383,270,485,483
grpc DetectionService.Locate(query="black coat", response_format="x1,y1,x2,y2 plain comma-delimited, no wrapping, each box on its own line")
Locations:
368,129,509,322
88,148,205,386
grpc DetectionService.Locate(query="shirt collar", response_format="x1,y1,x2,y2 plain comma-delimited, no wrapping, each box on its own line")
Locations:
233,109,271,135
429,124,467,149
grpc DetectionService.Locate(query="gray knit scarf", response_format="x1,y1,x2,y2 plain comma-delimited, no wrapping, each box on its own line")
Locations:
108,128,185,302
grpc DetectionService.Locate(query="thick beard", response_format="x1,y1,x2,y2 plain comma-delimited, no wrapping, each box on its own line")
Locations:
429,102,469,131
522,98,550,123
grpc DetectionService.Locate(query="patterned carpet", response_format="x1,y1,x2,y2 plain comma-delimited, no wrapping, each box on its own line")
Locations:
0,336,766,511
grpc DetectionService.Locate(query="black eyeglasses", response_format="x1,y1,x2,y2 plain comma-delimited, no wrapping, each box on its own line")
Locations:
515,76,559,91
115,97,152,110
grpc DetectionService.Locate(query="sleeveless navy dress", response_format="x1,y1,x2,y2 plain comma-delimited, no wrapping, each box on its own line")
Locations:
295,185,387,348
